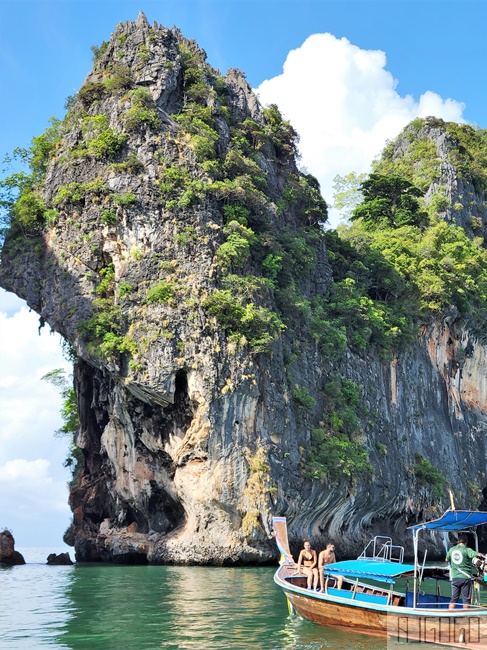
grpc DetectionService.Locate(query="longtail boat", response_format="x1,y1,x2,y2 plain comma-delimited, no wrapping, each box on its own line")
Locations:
273,511,487,648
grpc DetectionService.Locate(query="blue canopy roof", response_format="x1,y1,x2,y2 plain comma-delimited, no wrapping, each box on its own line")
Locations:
323,559,415,583
408,510,487,532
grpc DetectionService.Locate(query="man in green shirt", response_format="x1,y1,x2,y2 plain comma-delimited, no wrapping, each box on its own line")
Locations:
445,534,484,609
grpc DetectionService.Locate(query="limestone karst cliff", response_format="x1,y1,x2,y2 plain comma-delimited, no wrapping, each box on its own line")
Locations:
1,13,487,564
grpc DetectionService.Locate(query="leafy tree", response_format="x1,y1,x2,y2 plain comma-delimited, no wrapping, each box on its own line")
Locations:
145,280,175,304
0,118,62,238
11,190,46,230
413,453,448,500
263,104,300,159
87,127,126,160
41,369,82,478
203,288,284,353
332,171,366,222
352,173,428,229
122,88,160,132
215,221,256,271
29,118,62,179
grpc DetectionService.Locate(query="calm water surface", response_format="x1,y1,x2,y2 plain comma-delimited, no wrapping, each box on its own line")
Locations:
0,549,451,649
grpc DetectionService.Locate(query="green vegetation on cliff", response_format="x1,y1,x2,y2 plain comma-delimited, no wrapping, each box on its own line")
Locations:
306,376,372,482
377,117,487,194
41,369,82,487
334,118,487,342
2,24,487,502
0,118,62,235
0,30,328,366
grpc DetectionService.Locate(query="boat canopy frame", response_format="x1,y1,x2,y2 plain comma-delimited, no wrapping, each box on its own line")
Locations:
408,509,487,608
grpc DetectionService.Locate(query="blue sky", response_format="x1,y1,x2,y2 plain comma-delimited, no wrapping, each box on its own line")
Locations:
0,0,485,549
1,0,485,157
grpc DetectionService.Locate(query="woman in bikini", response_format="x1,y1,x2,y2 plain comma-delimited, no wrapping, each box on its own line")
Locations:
295,539,318,590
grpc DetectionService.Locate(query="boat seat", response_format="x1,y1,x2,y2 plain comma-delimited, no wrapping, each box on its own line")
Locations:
326,587,388,605
327,587,353,599
354,592,389,605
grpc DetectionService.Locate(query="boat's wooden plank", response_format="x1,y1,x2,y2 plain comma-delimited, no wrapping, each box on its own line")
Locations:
283,587,487,648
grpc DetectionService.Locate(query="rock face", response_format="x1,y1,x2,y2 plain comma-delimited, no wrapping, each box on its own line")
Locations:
47,552,74,565
0,531,26,566
387,118,487,241
0,16,486,564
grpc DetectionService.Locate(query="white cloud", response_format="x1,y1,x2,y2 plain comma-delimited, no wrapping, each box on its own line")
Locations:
255,33,466,226
0,458,70,550
0,289,26,316
0,299,71,455
0,458,69,513
0,289,72,546
0,458,51,482
0,375,17,388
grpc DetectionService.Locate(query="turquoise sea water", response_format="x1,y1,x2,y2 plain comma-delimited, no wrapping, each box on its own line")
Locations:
0,549,465,650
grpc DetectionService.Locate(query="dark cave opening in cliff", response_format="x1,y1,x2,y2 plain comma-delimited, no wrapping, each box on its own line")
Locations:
143,370,190,534
154,368,194,441
173,369,190,418
174,368,187,393
147,480,186,534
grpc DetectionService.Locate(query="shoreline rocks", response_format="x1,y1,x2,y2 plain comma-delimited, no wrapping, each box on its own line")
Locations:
47,552,74,565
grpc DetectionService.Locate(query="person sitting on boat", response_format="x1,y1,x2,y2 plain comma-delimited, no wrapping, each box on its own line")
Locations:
295,540,319,590
446,534,485,609
318,543,344,592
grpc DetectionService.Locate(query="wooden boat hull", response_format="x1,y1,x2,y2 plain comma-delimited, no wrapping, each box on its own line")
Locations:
271,512,487,648
285,586,388,633
276,567,487,648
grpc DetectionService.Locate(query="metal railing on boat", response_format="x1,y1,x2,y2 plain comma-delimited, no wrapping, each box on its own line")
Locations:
358,536,405,564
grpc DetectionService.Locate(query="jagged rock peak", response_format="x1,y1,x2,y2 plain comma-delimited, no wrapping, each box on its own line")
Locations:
135,11,149,28
83,14,260,124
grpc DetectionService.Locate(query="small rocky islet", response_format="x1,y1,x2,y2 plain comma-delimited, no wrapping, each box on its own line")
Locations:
0,530,25,566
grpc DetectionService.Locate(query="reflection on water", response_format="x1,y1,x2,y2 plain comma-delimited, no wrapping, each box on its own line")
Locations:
58,566,291,649
2,559,483,649
275,616,388,649
0,561,75,650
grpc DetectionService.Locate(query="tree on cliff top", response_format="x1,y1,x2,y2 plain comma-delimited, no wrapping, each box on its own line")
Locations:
351,172,428,229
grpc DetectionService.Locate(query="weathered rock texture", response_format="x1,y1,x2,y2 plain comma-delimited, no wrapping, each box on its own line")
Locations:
47,552,74,565
0,530,25,566
1,16,486,564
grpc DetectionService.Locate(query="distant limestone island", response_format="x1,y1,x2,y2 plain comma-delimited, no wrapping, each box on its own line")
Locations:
0,530,73,565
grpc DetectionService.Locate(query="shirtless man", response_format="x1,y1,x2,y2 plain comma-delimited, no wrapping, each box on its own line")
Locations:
318,543,344,592
296,539,319,590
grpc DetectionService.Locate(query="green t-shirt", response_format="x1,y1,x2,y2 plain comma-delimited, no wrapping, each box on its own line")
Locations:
446,543,477,579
